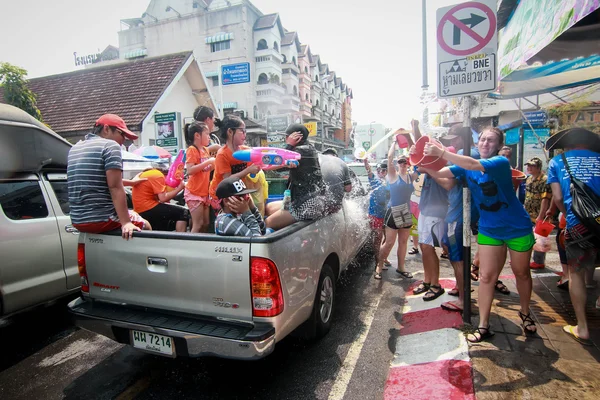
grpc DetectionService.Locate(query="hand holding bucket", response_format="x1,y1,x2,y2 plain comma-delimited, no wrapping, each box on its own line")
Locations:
534,217,555,237
410,136,456,171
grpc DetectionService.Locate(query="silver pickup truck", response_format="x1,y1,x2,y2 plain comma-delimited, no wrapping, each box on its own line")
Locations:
69,200,371,360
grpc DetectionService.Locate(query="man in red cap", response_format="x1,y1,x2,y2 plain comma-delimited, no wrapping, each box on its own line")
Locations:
67,114,151,239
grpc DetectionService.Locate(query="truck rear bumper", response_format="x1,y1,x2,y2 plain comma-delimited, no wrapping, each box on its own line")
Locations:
68,298,275,360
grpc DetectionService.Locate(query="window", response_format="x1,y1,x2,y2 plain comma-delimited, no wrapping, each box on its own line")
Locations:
257,39,268,50
293,86,298,96
305,66,308,73
258,73,269,85
253,105,258,120
316,100,320,107
314,75,319,82
305,94,309,101
324,105,328,112
292,56,296,66
282,54,287,63
48,181,70,215
273,42,279,52
211,40,230,52
0,181,49,220
211,76,219,87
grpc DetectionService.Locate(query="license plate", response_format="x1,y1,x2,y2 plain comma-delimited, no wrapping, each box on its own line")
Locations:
131,330,175,356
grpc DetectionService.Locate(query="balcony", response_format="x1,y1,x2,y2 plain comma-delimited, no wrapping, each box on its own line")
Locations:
282,63,299,76
256,83,285,105
254,48,284,64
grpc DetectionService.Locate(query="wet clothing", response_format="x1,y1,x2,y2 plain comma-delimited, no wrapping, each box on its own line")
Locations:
210,145,250,200
388,175,414,207
445,182,463,224
67,133,122,225
478,232,535,252
319,154,352,214
419,175,448,219
139,203,189,231
418,215,446,247
215,207,266,237
547,149,600,229
450,156,531,240
442,221,463,262
368,176,388,219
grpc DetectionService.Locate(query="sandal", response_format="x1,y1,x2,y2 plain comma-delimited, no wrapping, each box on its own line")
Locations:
383,260,392,268
557,278,569,290
466,325,495,343
441,301,462,312
440,253,449,259
470,264,479,281
423,284,445,302
374,271,382,280
519,310,537,335
448,287,459,297
413,282,430,295
494,280,510,295
396,270,413,279
408,247,419,255
563,325,593,346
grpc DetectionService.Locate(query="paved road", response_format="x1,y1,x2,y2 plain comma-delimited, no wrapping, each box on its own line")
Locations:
1,248,450,400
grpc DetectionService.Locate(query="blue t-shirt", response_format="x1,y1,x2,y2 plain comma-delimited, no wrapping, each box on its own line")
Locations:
450,156,531,240
368,176,389,219
446,181,463,223
419,175,448,219
547,149,600,229
388,176,414,207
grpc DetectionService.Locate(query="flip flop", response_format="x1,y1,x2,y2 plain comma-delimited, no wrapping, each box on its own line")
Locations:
563,325,593,346
396,270,413,279
374,271,382,280
557,279,569,290
441,301,463,312
448,287,459,297
383,260,392,268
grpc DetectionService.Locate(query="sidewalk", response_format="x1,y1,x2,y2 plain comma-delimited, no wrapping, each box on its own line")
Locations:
382,248,600,400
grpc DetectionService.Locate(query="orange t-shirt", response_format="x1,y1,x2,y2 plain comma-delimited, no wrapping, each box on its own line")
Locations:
209,145,250,199
132,169,166,213
186,145,211,196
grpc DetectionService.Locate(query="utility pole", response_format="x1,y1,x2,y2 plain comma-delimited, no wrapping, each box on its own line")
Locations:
421,0,429,91
462,96,472,324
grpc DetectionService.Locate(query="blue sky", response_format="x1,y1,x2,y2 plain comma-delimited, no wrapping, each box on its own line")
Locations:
1,0,460,128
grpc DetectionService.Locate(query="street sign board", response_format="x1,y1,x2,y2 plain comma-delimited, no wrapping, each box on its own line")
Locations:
436,0,497,98
362,141,371,150
304,121,317,137
221,62,250,86
266,115,289,133
522,111,547,128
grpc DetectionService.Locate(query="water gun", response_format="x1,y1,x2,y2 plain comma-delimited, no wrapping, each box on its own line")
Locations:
165,150,186,187
233,147,301,170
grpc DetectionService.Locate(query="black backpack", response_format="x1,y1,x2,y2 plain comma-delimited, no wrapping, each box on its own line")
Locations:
561,153,600,237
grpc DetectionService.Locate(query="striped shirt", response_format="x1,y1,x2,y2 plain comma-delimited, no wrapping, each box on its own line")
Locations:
215,208,266,237
67,133,122,224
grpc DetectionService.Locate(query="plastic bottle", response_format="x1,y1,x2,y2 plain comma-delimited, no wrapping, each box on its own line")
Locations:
281,189,291,211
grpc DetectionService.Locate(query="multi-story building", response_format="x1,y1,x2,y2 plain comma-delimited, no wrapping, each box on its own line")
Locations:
117,0,353,150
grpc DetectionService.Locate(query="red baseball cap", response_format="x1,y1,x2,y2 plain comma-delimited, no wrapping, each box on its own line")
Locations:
95,114,138,140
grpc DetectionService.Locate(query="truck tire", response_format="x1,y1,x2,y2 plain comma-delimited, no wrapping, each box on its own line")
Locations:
311,263,336,339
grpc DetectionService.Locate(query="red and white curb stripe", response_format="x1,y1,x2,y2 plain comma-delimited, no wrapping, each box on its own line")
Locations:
384,278,475,400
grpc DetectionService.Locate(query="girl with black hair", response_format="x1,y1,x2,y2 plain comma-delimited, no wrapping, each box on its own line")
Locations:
184,121,215,232
208,115,261,207
193,106,222,149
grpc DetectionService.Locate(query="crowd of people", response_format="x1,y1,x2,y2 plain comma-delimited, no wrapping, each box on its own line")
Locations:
66,107,599,345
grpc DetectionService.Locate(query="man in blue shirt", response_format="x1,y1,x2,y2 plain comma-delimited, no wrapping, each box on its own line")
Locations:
364,159,389,269
547,128,600,346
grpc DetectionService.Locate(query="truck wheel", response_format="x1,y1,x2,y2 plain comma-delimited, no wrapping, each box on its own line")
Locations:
312,264,336,338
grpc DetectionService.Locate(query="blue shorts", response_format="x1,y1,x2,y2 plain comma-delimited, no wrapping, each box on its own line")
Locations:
442,221,463,262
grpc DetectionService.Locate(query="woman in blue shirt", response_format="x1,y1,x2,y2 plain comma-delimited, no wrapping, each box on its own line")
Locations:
422,127,535,343
374,141,418,280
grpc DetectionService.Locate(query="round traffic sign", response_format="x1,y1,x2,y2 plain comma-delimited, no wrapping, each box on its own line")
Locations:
437,1,496,57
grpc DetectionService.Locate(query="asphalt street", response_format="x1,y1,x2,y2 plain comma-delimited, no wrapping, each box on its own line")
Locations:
0,248,454,400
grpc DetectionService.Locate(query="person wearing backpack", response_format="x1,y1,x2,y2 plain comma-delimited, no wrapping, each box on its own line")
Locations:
546,127,600,346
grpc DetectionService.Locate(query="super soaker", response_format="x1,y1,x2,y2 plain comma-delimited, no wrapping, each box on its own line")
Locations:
233,147,301,170
164,150,186,187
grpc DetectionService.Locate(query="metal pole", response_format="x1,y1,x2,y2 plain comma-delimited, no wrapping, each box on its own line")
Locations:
462,96,472,324
421,0,429,90
218,62,224,119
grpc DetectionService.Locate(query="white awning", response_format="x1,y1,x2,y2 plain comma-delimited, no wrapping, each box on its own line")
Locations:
205,32,234,44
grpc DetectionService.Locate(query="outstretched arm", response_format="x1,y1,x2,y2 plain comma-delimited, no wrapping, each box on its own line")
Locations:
424,143,484,172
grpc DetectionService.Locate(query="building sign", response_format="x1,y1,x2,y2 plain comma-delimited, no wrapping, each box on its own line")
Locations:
563,108,600,125
267,115,289,133
73,48,119,66
222,62,251,86
304,121,317,137
154,112,181,154
523,128,550,170
436,0,498,98
522,111,547,128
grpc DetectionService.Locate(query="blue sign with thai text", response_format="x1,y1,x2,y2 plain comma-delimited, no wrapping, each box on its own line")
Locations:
222,62,250,86
522,111,547,128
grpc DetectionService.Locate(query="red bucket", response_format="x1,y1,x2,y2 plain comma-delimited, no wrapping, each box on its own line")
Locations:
511,168,526,190
534,218,554,237
409,136,454,171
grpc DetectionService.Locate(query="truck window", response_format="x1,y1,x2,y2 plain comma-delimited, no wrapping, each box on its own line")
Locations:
0,181,49,220
49,181,70,215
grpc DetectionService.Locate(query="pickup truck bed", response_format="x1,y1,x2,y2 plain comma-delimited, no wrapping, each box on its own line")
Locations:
69,200,371,360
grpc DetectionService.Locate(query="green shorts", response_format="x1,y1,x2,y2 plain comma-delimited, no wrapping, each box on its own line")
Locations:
478,232,535,252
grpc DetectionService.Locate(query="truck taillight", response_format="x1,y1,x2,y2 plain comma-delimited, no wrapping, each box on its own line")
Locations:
77,243,89,293
251,257,283,317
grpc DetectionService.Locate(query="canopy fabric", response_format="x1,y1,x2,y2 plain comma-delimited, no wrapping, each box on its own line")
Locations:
491,54,600,99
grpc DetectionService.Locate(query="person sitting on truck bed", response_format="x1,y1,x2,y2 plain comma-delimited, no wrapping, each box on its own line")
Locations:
131,163,189,232
214,177,266,237
265,124,326,230
67,114,151,240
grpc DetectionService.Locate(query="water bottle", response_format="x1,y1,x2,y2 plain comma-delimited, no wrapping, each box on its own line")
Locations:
282,189,291,211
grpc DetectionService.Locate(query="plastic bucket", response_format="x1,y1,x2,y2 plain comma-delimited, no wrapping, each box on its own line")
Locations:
409,136,453,171
534,218,555,237
511,168,526,189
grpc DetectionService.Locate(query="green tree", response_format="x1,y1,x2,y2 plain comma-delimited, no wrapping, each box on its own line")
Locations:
0,62,43,121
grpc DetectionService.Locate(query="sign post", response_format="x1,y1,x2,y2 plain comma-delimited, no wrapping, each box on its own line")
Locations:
436,0,498,98
154,112,181,155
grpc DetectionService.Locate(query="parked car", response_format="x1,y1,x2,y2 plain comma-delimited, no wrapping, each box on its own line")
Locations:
346,161,377,190
0,104,80,318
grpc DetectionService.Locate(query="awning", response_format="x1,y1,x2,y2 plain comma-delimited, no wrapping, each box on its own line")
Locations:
123,48,147,59
218,102,238,110
490,55,600,99
204,71,219,78
205,32,234,44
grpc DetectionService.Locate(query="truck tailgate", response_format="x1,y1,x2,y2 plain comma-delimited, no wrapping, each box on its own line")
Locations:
83,233,253,322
